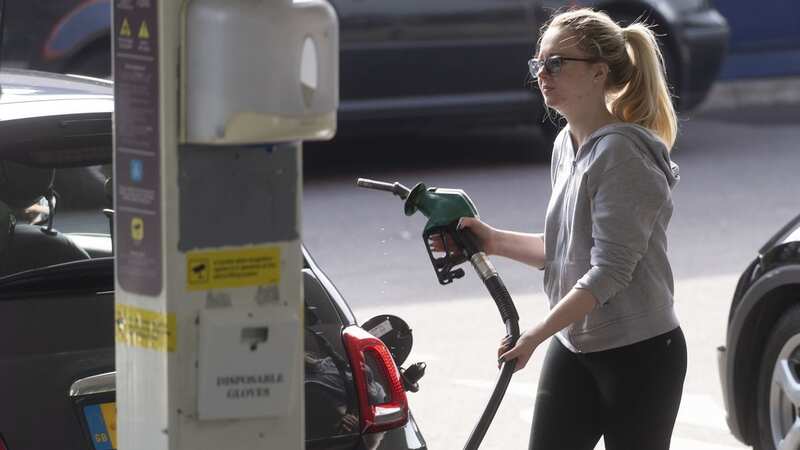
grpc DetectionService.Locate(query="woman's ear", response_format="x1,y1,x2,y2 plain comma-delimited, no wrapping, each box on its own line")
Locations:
593,63,609,84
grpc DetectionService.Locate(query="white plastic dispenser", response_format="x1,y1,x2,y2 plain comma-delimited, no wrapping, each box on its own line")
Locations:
182,0,339,144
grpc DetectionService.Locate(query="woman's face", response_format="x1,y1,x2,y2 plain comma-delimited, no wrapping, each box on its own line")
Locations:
535,27,606,115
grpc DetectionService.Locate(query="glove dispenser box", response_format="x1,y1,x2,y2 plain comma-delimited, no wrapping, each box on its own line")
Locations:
182,0,338,144
197,308,300,420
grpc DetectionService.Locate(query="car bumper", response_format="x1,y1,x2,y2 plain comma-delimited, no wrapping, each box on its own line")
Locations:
362,410,427,450
675,9,730,110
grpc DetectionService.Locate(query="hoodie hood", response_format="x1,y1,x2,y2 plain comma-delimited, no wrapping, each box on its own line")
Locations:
578,122,680,189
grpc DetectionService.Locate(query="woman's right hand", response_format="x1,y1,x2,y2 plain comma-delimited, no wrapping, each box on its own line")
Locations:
428,217,496,255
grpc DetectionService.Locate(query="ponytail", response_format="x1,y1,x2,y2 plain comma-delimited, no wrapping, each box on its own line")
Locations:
612,24,677,150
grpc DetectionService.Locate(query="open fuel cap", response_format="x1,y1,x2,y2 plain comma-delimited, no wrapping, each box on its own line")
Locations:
362,314,413,367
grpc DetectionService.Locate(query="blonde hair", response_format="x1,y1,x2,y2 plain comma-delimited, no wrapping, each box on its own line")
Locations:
541,8,678,150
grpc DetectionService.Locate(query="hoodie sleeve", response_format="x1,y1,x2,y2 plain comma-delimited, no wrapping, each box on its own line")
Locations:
575,154,669,305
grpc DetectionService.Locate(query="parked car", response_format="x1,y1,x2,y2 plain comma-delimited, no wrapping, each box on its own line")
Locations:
1,0,727,137
718,213,800,450
0,69,427,450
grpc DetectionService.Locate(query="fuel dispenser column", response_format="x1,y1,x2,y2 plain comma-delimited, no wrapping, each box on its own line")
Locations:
112,1,337,449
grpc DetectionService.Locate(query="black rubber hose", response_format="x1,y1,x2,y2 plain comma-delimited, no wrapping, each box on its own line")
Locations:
455,226,522,450
485,275,520,324
463,282,520,450
455,227,519,324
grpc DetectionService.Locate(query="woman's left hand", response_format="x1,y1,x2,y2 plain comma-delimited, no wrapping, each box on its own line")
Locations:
498,328,543,373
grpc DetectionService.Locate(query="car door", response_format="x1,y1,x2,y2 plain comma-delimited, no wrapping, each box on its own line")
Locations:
393,0,541,98
333,0,541,116
0,259,115,450
331,0,405,103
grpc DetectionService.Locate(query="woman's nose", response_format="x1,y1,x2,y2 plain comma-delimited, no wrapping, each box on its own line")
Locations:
537,70,551,84
537,64,553,80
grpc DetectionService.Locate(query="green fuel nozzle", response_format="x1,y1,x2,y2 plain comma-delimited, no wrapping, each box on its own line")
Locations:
357,178,480,285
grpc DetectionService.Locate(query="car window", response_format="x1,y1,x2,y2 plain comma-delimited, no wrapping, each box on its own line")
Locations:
303,269,360,443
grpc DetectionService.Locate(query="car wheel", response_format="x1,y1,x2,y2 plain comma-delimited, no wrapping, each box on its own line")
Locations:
756,304,800,450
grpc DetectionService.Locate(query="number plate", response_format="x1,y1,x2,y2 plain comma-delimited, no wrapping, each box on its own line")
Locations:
83,402,117,450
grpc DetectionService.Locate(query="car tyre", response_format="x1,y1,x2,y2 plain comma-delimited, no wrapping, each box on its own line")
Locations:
756,304,800,450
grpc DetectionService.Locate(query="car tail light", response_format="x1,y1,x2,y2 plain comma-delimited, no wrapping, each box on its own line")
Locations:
343,326,409,433
0,433,8,450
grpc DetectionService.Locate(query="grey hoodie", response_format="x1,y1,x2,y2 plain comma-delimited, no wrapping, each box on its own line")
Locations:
544,122,680,353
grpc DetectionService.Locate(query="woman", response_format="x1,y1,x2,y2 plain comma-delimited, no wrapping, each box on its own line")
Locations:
457,8,686,450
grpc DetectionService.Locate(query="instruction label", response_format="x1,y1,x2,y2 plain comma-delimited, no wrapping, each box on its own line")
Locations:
115,304,176,352
186,247,281,291
114,0,162,297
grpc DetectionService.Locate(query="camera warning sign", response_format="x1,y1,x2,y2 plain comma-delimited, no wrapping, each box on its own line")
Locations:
186,246,281,291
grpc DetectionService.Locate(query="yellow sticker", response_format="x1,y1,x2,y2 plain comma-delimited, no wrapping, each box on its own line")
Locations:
100,403,118,449
115,304,176,352
186,246,280,291
131,217,144,241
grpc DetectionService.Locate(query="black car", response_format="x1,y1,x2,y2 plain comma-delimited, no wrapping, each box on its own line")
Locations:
0,69,427,450
1,0,727,136
718,213,800,450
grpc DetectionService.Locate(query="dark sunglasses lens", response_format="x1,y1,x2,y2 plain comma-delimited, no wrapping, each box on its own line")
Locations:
545,57,562,75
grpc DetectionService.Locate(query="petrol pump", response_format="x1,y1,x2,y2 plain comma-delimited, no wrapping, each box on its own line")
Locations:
112,1,338,449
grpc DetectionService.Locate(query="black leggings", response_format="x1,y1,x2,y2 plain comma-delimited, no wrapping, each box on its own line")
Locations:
529,327,687,450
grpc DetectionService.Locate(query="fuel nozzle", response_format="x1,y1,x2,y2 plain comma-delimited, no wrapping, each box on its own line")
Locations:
357,178,480,285
356,178,411,200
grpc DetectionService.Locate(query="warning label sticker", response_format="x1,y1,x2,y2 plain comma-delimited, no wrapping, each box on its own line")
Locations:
120,18,132,37
138,20,150,39
115,304,176,352
186,247,281,291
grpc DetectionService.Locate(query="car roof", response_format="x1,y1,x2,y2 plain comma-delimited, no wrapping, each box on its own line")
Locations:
0,69,112,168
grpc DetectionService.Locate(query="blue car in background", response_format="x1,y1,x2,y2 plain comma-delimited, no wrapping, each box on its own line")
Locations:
714,2,800,79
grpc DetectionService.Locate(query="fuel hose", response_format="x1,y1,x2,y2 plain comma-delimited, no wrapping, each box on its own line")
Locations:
454,227,521,450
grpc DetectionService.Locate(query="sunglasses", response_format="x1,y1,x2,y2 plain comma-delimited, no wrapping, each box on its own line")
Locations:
528,55,600,79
